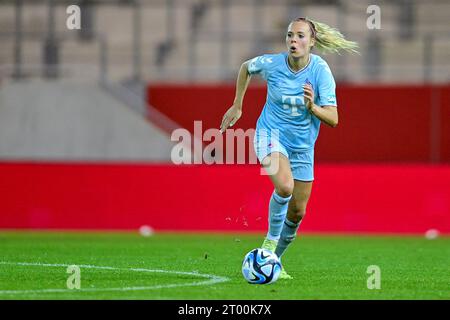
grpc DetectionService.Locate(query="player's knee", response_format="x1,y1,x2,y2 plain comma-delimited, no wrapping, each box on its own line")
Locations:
295,209,307,222
276,180,294,198
289,205,307,223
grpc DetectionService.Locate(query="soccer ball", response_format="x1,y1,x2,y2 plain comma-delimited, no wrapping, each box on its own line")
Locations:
241,248,282,284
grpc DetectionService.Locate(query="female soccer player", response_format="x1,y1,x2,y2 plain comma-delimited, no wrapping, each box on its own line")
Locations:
220,17,358,279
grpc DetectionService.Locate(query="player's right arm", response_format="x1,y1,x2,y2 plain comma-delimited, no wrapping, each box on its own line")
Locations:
220,60,252,133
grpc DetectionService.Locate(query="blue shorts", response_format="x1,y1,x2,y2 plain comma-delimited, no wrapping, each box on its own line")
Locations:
253,128,314,182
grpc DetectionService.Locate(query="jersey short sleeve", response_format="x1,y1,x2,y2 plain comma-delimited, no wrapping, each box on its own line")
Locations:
316,61,337,107
247,55,273,80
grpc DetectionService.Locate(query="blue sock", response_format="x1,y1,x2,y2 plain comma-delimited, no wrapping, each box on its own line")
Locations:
266,191,292,241
275,218,300,258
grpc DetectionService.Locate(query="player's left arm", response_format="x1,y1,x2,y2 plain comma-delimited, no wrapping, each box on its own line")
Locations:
303,83,338,128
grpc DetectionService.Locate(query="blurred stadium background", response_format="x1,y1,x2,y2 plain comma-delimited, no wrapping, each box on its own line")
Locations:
0,0,449,234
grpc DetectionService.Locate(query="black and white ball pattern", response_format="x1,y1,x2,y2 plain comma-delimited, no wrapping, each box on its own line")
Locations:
241,248,282,284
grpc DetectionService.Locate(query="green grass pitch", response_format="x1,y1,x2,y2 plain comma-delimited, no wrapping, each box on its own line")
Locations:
0,232,449,300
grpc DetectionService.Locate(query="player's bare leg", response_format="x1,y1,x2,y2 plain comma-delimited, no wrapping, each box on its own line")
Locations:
286,180,312,223
262,151,294,197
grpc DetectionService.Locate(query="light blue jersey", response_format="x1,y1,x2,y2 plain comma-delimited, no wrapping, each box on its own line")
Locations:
248,52,337,153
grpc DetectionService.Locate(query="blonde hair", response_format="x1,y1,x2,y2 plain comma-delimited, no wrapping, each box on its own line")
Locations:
292,17,359,55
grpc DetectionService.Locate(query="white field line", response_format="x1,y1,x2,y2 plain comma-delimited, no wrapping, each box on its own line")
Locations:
0,261,230,295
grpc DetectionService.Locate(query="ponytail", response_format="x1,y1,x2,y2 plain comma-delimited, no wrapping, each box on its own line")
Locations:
292,17,359,55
